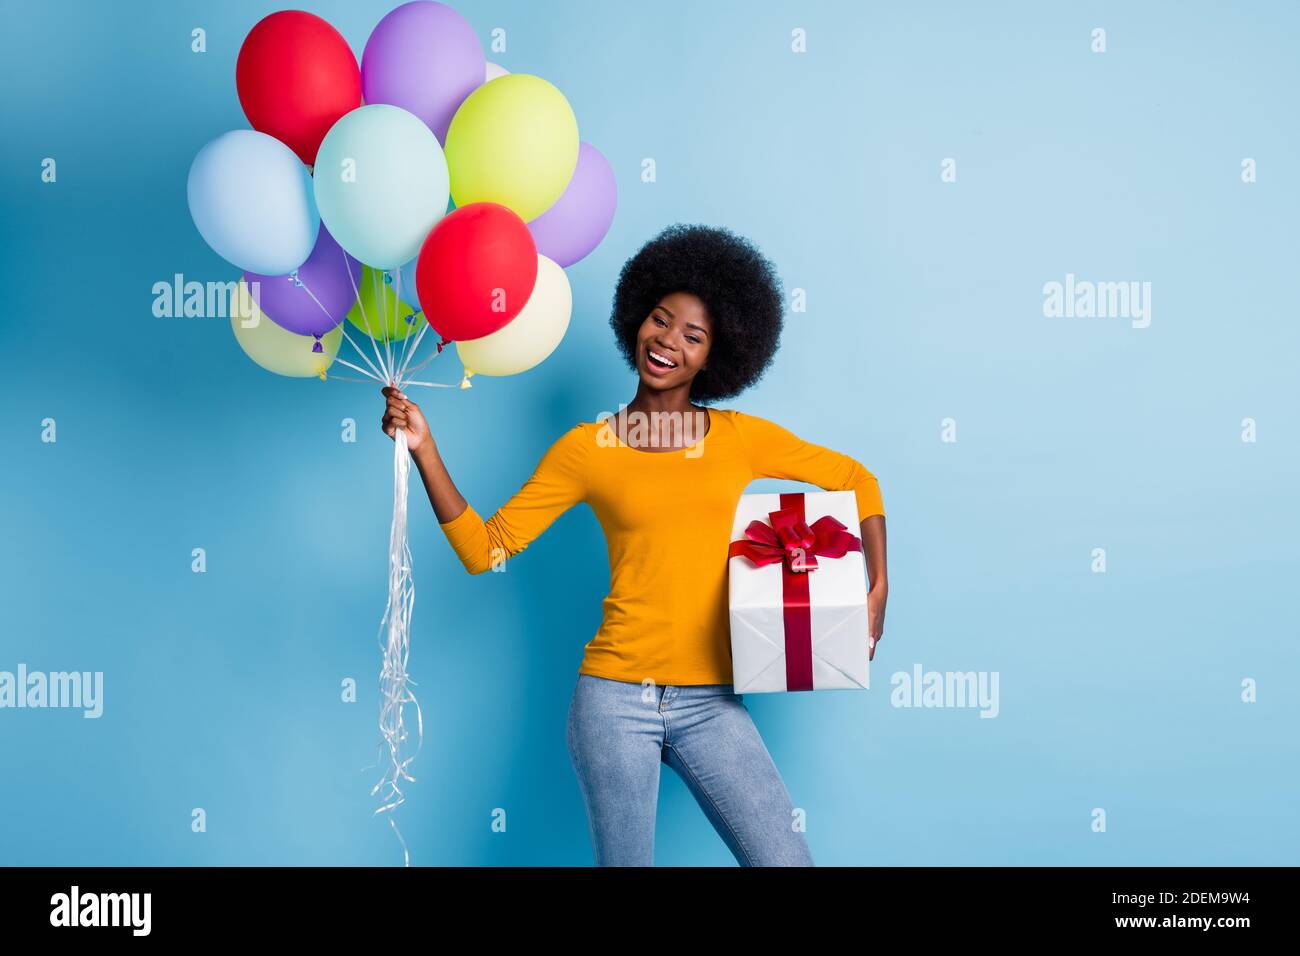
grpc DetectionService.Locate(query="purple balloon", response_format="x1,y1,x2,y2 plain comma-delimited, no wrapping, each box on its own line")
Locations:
361,1,486,144
244,224,361,339
527,143,617,267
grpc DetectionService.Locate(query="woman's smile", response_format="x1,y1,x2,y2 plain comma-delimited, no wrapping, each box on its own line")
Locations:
644,344,678,376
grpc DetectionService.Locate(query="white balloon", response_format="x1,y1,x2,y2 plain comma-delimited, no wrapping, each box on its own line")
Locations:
456,255,571,376
485,61,510,82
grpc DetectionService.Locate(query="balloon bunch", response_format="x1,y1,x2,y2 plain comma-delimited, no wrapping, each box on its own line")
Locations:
188,2,616,387
185,2,617,865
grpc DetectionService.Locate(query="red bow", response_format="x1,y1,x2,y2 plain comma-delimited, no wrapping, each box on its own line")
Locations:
727,505,861,572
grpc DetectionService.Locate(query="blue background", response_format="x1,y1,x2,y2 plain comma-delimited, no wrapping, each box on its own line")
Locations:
1,0,1296,865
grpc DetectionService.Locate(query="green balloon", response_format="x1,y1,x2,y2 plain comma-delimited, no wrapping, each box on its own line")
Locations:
346,266,418,343
445,74,579,222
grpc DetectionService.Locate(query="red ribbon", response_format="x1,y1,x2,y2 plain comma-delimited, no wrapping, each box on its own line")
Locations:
727,493,862,691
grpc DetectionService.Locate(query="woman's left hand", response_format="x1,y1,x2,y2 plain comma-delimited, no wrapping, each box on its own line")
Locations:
867,583,887,661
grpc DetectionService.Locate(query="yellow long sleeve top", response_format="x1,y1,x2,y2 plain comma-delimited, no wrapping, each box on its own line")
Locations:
437,407,885,685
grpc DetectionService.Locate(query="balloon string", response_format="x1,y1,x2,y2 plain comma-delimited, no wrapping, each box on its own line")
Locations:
393,268,419,381
335,325,390,383
384,266,397,382
296,270,392,380
396,321,432,387
343,246,391,382
295,270,342,323
374,265,390,379
371,267,395,382
396,349,438,379
332,355,384,382
400,329,455,380
294,271,391,383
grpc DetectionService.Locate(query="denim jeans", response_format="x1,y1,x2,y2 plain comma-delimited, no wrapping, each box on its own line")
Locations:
565,673,815,866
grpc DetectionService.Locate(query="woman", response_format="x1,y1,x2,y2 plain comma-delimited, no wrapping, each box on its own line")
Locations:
381,224,889,866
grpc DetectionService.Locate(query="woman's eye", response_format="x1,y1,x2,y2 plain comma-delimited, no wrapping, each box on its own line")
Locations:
653,316,666,325
687,336,700,344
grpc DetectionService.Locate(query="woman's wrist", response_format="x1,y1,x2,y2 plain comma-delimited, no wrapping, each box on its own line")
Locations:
411,439,438,471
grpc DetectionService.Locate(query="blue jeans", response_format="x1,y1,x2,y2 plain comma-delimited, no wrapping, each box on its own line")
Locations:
565,673,815,866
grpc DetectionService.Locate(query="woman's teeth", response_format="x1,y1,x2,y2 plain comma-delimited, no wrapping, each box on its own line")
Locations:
648,349,676,368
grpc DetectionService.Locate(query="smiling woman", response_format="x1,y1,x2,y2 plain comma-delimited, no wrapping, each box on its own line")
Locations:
609,223,784,403
380,222,889,867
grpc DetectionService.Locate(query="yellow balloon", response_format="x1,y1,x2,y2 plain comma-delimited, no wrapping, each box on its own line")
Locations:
445,74,579,222
457,255,572,376
346,266,417,343
231,279,341,378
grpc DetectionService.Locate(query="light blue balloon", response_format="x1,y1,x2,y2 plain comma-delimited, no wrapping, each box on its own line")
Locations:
313,104,450,270
396,257,421,312
187,130,319,275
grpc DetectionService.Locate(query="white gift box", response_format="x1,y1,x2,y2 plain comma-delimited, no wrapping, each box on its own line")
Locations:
727,490,870,693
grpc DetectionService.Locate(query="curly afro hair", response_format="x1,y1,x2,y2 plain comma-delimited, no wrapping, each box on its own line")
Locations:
610,223,784,403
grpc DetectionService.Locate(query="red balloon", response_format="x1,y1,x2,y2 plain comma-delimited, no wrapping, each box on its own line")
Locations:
416,203,539,341
236,11,361,166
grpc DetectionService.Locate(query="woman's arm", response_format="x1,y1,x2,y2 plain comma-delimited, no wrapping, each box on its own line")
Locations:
733,410,890,659
382,386,468,523
381,387,589,574
860,514,887,660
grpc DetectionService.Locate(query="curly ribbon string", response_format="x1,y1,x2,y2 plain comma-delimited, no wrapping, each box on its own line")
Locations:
367,424,423,866
295,253,467,865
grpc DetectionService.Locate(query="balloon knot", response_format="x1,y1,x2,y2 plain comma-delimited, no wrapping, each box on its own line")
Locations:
436,335,452,354
312,339,323,353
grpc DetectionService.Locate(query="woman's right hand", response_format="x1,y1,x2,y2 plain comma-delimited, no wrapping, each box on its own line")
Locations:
381,386,432,452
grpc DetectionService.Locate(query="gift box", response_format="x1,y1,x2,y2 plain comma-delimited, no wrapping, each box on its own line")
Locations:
727,490,869,693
